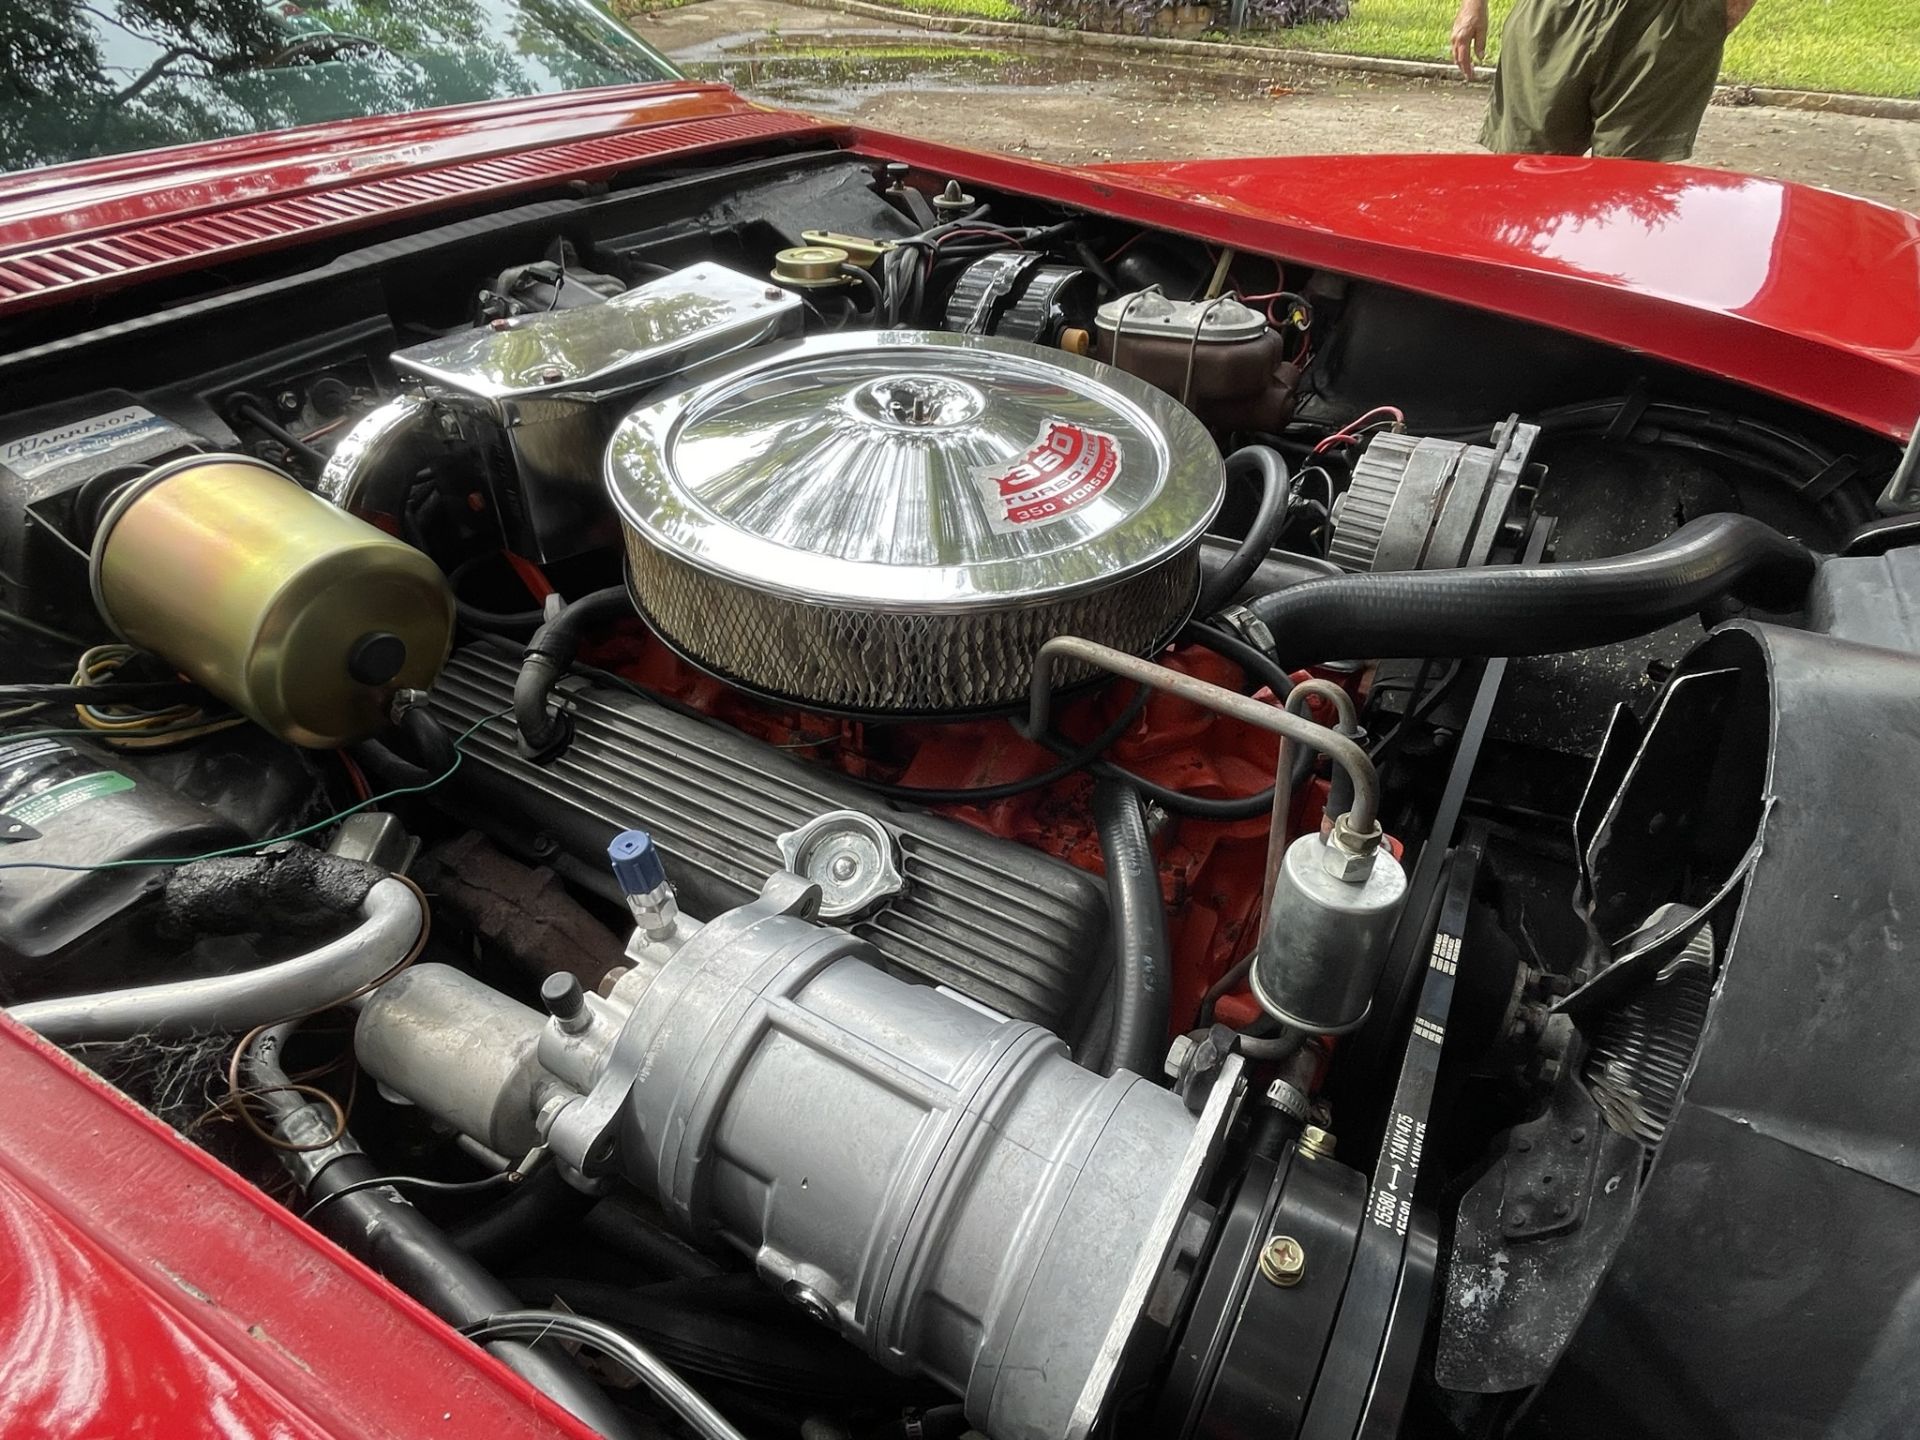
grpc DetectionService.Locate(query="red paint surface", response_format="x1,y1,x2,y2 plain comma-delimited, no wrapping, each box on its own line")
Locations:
0,85,832,312
0,1016,596,1440
853,135,1920,440
0,83,731,244
0,83,1914,437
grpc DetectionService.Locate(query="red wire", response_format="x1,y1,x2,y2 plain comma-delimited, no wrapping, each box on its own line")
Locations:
502,551,556,605
1312,405,1407,455
336,750,372,803
925,227,1030,280
934,227,1029,248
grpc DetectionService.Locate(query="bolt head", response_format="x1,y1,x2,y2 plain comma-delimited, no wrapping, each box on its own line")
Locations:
1321,813,1384,881
1259,1235,1306,1286
1163,1033,1199,1082
781,1280,837,1328
1298,1123,1337,1161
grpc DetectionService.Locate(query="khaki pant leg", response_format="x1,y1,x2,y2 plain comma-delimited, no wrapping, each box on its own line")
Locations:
1589,0,1725,159
1482,0,1612,155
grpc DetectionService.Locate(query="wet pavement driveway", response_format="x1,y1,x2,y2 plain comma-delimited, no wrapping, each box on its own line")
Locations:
639,0,1920,212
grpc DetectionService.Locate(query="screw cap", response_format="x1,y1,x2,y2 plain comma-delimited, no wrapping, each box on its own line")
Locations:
608,829,667,896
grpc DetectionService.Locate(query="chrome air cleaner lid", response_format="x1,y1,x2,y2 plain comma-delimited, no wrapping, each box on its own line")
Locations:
607,331,1224,713
609,329,1222,607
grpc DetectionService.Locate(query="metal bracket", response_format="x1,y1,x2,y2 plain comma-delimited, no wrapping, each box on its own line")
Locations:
1498,1083,1603,1241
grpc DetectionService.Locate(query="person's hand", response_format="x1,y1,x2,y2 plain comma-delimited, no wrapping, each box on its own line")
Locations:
1451,0,1489,79
1724,0,1756,30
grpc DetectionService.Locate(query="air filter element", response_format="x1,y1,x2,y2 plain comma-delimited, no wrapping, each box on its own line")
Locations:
606,331,1223,713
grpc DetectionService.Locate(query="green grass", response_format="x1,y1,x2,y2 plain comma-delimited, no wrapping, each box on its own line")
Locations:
882,0,1027,19
1264,0,1920,97
1719,0,1920,95
1280,0,1511,64
770,0,1917,96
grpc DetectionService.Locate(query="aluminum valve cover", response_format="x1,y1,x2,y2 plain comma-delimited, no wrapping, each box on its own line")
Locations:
606,330,1223,712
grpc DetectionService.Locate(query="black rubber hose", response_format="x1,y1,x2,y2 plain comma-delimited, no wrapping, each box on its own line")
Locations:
581,1197,726,1281
1197,535,1340,605
1070,755,1272,822
853,621,1294,814
513,1274,905,1400
348,705,456,789
515,586,632,756
448,554,547,637
458,598,544,637
1013,624,1298,824
397,703,455,772
1183,619,1295,702
451,1161,596,1267
349,736,434,789
1196,446,1292,617
1092,779,1172,1080
1244,513,1818,667
838,262,885,321
232,400,327,479
306,1153,645,1440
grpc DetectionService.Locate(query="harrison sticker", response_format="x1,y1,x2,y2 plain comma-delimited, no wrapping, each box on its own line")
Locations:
972,421,1122,534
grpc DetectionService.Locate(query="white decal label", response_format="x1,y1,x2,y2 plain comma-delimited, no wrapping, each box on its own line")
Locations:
973,421,1122,533
3,405,170,479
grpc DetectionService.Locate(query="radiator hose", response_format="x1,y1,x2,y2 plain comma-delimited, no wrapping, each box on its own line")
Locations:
1091,779,1172,1080
1244,513,1818,666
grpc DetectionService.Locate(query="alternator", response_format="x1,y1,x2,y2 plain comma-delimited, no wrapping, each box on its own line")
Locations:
1328,419,1538,572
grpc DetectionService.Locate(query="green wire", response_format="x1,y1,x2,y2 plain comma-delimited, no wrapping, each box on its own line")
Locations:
0,708,511,875
0,721,223,744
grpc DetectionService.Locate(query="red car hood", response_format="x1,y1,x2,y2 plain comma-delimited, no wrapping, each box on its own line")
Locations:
854,136,1920,442
0,85,1915,438
0,82,833,307
0,1013,595,1439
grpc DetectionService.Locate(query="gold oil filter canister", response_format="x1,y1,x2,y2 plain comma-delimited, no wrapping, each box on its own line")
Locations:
89,454,454,748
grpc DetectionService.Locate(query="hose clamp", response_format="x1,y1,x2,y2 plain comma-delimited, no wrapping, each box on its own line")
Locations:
1215,602,1278,658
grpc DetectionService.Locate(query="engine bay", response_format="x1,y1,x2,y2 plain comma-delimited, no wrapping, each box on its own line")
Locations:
3,144,1917,1440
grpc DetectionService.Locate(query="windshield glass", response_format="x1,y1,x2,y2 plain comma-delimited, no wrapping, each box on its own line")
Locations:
0,1,681,175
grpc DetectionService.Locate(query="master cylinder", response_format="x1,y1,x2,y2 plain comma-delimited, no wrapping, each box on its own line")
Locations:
356,832,1240,1440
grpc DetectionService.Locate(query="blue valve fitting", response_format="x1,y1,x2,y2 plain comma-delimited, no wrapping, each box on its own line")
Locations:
608,829,668,897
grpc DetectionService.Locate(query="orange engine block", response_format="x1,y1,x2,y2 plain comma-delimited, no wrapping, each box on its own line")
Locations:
588,626,1340,1038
